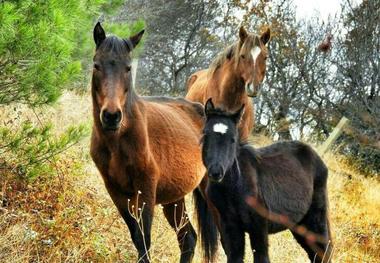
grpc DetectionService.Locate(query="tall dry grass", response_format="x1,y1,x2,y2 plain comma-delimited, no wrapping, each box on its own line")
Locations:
0,91,379,262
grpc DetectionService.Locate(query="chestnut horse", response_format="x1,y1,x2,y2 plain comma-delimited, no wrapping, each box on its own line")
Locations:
186,26,270,141
90,23,207,263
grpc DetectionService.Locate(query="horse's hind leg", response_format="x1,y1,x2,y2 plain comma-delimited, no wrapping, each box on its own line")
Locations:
291,188,333,263
163,198,197,263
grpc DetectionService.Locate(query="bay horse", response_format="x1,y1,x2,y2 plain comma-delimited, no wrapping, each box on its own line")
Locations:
199,99,333,263
185,26,270,141
90,22,208,263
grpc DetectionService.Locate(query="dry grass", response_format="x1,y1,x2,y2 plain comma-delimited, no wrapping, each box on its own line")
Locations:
1,91,379,262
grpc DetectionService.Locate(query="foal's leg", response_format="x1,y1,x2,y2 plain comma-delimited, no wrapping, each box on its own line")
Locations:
106,186,154,263
163,198,197,263
291,189,332,263
220,221,245,263
248,221,270,263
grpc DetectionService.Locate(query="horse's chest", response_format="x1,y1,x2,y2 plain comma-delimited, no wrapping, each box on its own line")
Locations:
102,151,138,193
108,153,127,176
209,186,242,216
208,184,257,229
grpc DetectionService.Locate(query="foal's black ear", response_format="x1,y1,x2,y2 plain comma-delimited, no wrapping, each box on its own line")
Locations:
94,22,106,49
260,28,271,45
129,29,145,49
232,104,245,123
205,98,215,116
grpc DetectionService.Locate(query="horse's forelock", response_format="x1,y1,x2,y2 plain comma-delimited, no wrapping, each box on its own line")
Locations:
240,34,260,53
205,109,238,132
98,36,129,55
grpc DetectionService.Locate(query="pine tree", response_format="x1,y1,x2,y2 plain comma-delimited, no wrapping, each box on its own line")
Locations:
0,0,134,179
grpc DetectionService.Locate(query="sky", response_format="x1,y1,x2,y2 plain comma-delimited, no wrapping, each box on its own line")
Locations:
294,0,342,21
294,0,362,21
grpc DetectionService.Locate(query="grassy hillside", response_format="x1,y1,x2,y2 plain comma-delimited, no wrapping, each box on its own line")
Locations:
0,92,379,262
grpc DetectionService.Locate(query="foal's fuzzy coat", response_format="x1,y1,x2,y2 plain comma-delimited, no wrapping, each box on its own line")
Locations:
201,99,333,263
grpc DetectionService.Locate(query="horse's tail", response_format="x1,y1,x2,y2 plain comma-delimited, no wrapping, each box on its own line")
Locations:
318,155,333,242
193,187,218,262
315,153,334,261
324,180,332,244
326,209,333,244
323,168,333,251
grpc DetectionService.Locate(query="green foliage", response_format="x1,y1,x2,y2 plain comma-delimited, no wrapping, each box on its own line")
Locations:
106,19,145,37
0,121,89,180
99,0,126,14
0,0,127,106
0,1,145,181
2,1,77,105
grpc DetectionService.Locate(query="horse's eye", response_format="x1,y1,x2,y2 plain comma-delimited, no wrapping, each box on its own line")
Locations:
126,65,131,72
231,138,235,144
94,63,101,71
241,54,245,59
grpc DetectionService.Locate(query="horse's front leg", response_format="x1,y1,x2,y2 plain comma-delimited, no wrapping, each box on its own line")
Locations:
105,184,155,263
248,223,270,263
220,221,245,263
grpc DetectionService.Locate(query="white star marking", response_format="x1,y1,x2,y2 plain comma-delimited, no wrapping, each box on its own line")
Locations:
251,46,261,64
213,123,228,134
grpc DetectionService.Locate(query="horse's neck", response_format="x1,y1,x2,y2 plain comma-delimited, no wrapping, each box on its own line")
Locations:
120,101,149,152
223,158,243,190
211,61,246,110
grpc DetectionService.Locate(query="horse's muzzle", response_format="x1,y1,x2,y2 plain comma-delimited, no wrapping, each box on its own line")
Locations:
246,82,260,97
207,165,224,183
101,110,122,131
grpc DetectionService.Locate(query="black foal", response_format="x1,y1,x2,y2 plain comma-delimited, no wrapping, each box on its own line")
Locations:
200,99,333,263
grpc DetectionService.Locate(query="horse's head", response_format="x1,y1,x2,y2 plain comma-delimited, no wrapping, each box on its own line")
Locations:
92,22,144,131
236,26,270,97
201,98,244,182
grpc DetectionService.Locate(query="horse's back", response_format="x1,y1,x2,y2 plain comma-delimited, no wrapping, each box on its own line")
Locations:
254,141,326,182
144,96,204,119
142,96,205,138
185,69,209,103
242,141,327,232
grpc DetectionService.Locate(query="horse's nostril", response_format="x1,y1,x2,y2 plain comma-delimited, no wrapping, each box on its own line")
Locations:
209,172,223,182
114,110,122,122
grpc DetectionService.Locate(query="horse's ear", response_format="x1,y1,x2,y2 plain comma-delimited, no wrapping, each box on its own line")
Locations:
129,29,145,49
94,22,106,49
260,28,271,45
205,98,215,116
233,104,245,123
239,26,248,43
